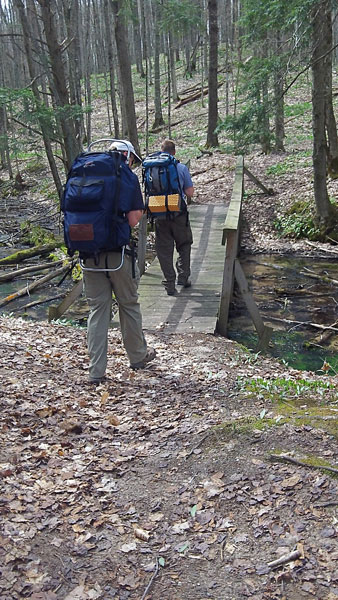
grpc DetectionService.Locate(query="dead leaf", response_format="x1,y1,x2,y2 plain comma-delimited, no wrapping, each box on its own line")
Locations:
120,542,137,553
107,414,120,426
281,475,301,489
100,391,109,405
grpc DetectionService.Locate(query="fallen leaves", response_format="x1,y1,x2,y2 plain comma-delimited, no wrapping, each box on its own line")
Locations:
1,316,337,599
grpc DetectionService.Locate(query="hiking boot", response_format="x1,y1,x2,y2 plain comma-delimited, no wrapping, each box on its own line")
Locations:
88,376,106,386
166,287,178,296
130,348,157,370
177,278,191,288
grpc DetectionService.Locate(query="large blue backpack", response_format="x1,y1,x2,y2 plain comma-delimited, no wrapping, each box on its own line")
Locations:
142,152,186,216
61,140,136,260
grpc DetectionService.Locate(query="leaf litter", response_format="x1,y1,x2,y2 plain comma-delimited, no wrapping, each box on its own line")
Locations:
0,315,337,600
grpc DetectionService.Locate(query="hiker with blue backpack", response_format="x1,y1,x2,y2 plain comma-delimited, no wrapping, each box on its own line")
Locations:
142,139,194,296
62,139,156,383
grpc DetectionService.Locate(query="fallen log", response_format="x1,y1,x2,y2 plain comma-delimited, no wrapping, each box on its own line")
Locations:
48,279,83,321
263,314,338,332
0,260,63,282
304,320,338,348
274,287,332,297
301,267,338,286
0,262,74,308
305,240,338,255
191,165,216,177
11,293,66,312
0,241,63,266
174,81,223,109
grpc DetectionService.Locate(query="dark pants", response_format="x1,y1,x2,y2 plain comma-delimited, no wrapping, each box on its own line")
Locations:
155,212,193,290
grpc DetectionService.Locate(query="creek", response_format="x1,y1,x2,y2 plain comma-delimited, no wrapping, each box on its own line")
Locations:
1,254,337,375
228,254,338,374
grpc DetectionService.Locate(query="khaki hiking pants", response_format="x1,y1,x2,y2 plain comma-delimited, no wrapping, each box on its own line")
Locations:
83,251,147,380
155,213,193,289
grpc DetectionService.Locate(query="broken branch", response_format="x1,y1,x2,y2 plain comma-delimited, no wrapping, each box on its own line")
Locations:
0,260,63,282
141,560,159,600
263,315,338,333
0,263,74,308
270,453,338,474
268,549,301,569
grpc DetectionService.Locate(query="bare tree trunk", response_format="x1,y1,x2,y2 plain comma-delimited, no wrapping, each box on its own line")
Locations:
311,0,333,223
206,0,219,147
152,1,165,130
104,0,119,138
133,8,145,77
13,0,63,195
274,32,285,152
323,3,338,165
169,30,179,102
61,0,84,145
37,0,80,169
83,0,92,145
111,0,140,154
167,34,172,138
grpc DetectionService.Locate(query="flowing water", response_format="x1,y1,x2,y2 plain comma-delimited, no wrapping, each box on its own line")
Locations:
228,255,338,374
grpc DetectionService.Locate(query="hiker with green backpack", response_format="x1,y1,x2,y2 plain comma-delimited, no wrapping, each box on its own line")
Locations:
142,139,194,296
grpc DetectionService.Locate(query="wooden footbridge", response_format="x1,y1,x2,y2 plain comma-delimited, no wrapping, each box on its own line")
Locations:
50,157,273,348
132,205,227,334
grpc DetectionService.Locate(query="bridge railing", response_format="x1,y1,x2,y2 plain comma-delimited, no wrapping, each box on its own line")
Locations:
216,156,273,351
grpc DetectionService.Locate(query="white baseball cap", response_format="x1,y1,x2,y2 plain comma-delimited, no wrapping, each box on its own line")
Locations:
109,139,142,164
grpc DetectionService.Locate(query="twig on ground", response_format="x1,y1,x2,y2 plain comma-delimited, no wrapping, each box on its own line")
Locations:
305,240,338,255
313,501,338,508
301,267,338,286
270,453,338,474
268,549,301,569
263,315,338,333
220,535,227,561
184,432,209,460
141,560,160,600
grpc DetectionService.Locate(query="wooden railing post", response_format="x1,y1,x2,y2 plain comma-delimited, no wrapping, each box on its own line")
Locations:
216,155,273,350
216,156,244,336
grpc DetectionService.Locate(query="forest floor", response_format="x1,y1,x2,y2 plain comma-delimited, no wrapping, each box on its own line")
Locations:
1,86,338,599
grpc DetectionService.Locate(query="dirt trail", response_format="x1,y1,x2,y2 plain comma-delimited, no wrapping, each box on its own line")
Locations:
1,316,337,600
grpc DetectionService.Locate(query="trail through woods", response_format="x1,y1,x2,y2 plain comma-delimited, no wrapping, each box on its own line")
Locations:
1,316,337,600
1,86,338,599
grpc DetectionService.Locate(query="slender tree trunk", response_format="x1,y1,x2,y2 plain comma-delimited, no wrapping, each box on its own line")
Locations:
167,34,172,138
61,0,83,144
274,32,285,152
323,2,338,164
13,0,63,195
206,0,219,147
311,0,332,223
111,0,140,155
169,30,179,102
152,2,165,130
37,0,80,169
133,5,145,78
103,0,119,138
